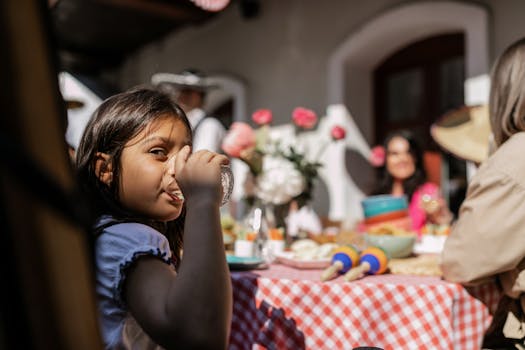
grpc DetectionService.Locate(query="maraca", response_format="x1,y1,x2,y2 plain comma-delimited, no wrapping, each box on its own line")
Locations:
343,246,388,282
320,245,359,282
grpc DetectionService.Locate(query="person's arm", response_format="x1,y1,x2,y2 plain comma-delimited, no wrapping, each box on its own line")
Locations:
125,147,232,349
441,167,525,286
425,197,453,225
415,182,453,226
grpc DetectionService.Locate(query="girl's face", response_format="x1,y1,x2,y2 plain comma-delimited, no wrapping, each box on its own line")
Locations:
118,115,190,222
385,136,415,182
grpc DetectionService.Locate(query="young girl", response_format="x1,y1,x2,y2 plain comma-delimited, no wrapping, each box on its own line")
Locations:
372,130,452,233
76,87,232,349
441,37,525,348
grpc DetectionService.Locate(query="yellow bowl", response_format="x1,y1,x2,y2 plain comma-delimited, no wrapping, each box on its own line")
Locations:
363,233,416,258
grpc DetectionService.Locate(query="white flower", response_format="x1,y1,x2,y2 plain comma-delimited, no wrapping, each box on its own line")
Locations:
255,156,306,205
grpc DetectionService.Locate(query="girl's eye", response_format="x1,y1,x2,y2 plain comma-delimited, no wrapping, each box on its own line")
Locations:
150,148,168,157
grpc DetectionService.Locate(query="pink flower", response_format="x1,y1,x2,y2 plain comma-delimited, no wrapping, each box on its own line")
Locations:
330,125,346,140
221,122,256,158
292,107,317,129
369,145,386,167
252,109,273,125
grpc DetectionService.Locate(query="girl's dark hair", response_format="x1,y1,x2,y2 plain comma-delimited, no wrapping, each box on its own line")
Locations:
75,87,192,267
371,130,427,200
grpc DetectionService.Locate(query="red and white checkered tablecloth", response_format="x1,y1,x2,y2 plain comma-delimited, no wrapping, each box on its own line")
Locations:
228,264,500,350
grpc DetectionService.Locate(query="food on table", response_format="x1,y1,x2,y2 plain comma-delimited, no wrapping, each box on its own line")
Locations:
320,245,360,281
343,246,389,281
308,233,336,244
335,230,366,249
367,223,414,236
268,227,285,241
388,254,442,276
420,223,450,236
290,238,318,252
316,242,339,258
221,214,236,231
221,214,237,250
289,239,338,260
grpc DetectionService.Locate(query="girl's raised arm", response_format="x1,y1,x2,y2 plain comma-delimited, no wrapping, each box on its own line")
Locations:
125,147,232,349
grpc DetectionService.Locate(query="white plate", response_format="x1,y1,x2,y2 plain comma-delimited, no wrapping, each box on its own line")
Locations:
413,235,447,254
274,251,331,269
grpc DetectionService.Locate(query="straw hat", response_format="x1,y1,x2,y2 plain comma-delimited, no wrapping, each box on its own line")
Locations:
151,69,217,91
430,104,491,164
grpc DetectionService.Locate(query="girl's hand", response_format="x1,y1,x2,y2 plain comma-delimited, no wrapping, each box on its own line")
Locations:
173,145,230,205
423,196,453,225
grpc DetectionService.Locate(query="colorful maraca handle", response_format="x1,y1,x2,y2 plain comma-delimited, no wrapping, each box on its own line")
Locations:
320,245,360,282
343,262,370,281
320,260,343,281
343,246,389,282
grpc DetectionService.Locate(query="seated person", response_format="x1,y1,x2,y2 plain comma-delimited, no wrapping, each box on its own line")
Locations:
370,130,452,233
442,36,525,349
151,69,226,153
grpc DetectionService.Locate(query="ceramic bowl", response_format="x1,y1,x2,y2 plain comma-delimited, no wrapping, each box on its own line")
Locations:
363,233,416,259
361,195,408,218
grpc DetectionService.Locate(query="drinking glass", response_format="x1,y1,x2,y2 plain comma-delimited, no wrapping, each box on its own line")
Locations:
220,165,234,206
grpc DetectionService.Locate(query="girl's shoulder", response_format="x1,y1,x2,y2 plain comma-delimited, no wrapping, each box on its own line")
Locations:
95,217,173,309
95,216,170,256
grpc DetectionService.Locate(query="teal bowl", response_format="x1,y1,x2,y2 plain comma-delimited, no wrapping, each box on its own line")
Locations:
363,233,416,258
361,195,408,218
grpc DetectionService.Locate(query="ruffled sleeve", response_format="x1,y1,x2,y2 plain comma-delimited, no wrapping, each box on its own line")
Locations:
95,222,173,307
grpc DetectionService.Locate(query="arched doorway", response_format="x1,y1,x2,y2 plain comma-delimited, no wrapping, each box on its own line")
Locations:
327,1,489,140
373,32,467,214
326,1,489,214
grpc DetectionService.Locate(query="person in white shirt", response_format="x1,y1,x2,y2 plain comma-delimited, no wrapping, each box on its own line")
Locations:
59,72,103,161
151,69,226,153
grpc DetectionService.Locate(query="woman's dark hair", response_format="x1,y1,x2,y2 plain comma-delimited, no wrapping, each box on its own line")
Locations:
371,130,427,201
75,87,192,267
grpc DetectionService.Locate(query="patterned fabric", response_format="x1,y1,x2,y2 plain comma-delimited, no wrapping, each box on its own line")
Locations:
229,264,499,350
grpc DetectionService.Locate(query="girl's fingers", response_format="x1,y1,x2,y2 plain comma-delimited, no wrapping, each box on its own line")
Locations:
174,145,191,175
189,150,230,167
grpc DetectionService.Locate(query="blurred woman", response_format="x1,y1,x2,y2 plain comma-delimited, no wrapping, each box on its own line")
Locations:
372,130,452,233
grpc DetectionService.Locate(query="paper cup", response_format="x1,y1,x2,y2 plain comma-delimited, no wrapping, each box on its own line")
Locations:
268,240,285,254
234,240,254,257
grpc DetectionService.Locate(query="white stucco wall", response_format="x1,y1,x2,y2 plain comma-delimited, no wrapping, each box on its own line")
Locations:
119,0,404,121
119,0,525,123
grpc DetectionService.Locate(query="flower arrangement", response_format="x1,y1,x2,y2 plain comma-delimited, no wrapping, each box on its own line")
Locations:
369,145,386,167
222,107,346,208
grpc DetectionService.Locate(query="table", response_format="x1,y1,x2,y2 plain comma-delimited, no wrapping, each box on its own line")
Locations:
228,263,500,350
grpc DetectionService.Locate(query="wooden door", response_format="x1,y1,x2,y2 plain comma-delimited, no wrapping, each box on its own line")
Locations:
374,33,465,149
